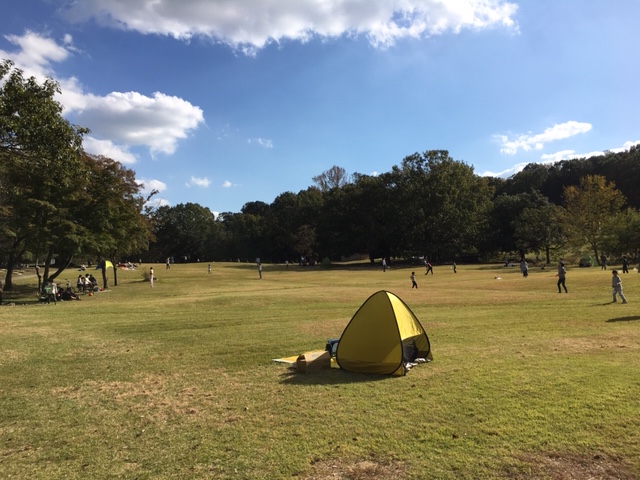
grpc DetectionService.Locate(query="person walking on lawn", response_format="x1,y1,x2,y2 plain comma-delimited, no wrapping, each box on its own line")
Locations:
611,270,627,303
557,262,568,293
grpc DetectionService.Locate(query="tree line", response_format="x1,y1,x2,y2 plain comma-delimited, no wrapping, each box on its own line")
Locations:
2,59,639,292
147,148,640,269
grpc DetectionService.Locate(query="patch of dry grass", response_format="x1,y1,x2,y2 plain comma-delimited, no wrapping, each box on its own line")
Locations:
513,452,637,479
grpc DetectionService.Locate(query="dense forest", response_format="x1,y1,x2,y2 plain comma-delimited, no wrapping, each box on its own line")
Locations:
143,148,640,267
2,60,640,291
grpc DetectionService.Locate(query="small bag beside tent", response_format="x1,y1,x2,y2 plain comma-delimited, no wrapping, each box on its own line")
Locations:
336,290,432,376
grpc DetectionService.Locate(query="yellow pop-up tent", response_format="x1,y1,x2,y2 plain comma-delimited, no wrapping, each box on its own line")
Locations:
336,290,432,376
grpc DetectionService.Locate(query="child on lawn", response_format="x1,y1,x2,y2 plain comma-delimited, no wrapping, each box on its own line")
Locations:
611,270,627,304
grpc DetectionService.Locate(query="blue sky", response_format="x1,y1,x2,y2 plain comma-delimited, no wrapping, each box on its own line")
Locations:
2,1,639,214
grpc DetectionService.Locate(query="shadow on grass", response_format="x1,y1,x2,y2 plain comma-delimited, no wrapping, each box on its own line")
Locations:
1,283,41,305
279,368,394,385
606,315,640,323
592,301,622,307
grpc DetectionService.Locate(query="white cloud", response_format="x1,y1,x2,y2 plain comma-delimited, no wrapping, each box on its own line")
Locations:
146,197,171,208
216,124,234,141
479,162,530,178
2,31,205,158
2,30,70,77
621,140,640,149
186,176,211,188
72,91,204,156
137,178,169,208
482,140,640,178
83,136,137,164
61,0,518,53
541,140,640,163
538,150,579,163
248,137,273,149
137,178,168,195
222,180,238,188
494,121,592,155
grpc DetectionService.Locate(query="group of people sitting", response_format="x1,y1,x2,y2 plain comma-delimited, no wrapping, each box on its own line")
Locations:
77,274,99,293
39,273,100,304
42,279,82,303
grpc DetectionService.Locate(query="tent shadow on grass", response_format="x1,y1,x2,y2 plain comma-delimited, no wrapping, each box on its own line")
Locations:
278,368,392,385
606,315,640,323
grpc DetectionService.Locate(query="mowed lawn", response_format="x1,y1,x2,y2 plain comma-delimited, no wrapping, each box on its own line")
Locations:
1,261,639,479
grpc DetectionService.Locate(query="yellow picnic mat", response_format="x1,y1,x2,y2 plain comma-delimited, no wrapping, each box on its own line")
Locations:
273,350,339,368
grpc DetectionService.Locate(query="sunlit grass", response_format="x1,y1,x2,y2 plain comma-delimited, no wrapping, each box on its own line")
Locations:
1,261,639,479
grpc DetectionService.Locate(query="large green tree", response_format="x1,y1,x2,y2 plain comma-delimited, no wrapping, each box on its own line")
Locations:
513,202,565,264
149,203,218,263
263,189,323,262
315,182,362,260
312,165,352,192
560,175,626,264
77,154,150,287
598,208,640,260
395,150,493,260
353,172,409,260
218,210,264,262
1,60,87,289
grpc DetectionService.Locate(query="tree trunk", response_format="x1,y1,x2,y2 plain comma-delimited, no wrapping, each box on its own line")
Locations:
35,264,42,292
111,257,119,286
4,253,16,291
42,247,54,284
48,255,73,282
99,258,108,289
2,238,27,291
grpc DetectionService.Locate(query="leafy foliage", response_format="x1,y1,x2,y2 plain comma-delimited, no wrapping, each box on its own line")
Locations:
1,60,87,288
559,175,626,263
0,61,150,289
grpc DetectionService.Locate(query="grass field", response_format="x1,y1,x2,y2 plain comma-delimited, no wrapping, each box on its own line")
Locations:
1,261,639,479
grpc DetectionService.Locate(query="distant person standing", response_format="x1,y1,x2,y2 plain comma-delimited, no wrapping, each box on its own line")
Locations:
208,264,212,274
382,258,387,272
557,262,568,293
258,263,262,279
622,256,629,274
611,270,627,303
410,272,418,289
452,262,457,273
166,257,170,269
520,258,529,277
600,254,607,270
44,278,57,304
424,261,433,275
149,267,154,287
